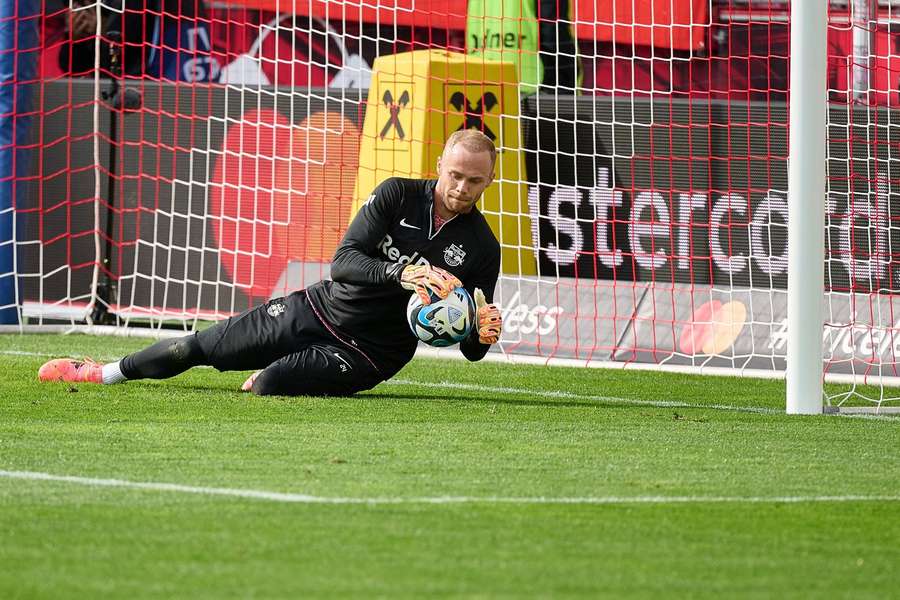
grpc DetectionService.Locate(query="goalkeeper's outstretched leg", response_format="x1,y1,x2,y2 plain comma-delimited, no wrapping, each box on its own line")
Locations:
37,335,207,385
37,290,384,396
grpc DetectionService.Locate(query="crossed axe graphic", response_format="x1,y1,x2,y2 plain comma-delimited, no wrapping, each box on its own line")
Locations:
449,91,498,140
379,89,410,139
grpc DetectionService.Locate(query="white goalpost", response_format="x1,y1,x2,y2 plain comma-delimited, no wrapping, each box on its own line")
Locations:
786,0,827,414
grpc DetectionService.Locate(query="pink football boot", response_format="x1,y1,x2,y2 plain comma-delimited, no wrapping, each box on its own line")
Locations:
38,358,104,384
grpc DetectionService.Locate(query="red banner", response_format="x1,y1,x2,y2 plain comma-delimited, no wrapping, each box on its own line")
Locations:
224,0,707,50
574,0,707,51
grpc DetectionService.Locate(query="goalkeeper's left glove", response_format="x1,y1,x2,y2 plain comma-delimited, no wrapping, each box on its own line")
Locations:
399,264,462,305
473,287,502,345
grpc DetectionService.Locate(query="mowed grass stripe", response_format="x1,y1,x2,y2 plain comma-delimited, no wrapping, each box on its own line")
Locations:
3,469,900,505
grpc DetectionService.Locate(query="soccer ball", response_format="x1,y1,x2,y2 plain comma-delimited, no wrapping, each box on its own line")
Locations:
406,287,476,347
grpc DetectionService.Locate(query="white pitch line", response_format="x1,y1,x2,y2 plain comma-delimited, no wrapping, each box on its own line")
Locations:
386,378,781,415
1,470,898,506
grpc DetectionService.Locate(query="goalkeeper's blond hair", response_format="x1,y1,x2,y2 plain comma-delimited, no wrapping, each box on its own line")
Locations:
443,129,497,169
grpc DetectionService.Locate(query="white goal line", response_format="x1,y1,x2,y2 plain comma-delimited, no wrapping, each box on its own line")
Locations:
1,470,898,506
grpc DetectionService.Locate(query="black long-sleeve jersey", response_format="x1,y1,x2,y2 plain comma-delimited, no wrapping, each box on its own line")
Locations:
305,177,501,377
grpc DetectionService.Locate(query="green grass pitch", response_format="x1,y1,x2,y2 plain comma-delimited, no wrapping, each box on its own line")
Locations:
1,333,898,598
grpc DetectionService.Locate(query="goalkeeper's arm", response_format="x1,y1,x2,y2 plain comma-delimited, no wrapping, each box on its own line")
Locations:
330,178,407,286
330,179,462,302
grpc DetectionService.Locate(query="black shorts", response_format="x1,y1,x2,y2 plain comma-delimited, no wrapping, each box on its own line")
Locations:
196,291,385,396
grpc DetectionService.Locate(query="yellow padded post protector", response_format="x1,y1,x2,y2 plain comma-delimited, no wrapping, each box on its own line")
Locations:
352,49,536,275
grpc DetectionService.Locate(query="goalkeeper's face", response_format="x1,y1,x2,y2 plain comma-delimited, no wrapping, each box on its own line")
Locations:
435,145,495,217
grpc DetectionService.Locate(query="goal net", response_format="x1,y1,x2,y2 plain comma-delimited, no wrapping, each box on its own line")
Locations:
9,0,900,410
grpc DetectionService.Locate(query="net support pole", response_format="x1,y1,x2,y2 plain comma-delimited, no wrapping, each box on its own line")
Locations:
786,1,828,414
851,0,876,101
0,0,39,324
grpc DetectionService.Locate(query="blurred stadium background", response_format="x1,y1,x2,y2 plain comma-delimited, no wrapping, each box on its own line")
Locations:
4,0,900,409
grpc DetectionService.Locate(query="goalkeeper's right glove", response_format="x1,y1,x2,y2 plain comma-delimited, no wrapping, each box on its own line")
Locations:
399,264,462,305
474,287,502,345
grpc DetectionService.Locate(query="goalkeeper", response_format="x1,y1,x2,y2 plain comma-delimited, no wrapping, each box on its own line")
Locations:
38,130,503,396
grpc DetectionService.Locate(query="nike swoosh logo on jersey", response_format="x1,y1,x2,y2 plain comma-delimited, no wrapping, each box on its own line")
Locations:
399,218,420,229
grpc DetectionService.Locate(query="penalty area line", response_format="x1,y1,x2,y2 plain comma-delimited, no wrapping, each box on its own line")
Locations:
1,470,898,506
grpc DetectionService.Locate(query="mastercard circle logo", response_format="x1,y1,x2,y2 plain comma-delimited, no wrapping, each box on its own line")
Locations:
209,108,360,299
678,300,747,355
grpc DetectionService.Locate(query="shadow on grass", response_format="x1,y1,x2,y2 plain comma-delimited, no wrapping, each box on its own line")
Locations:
125,381,744,415
129,381,601,409
358,389,626,411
